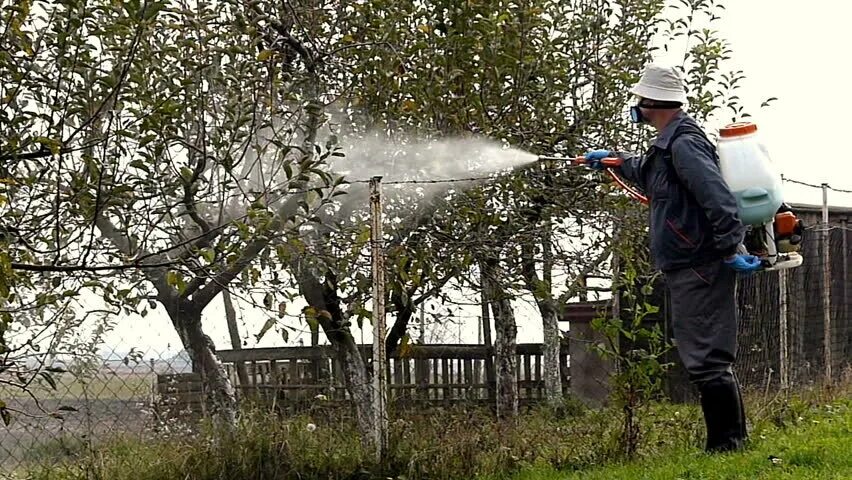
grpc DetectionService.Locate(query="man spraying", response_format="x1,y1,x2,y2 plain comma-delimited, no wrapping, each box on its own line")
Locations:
583,64,759,452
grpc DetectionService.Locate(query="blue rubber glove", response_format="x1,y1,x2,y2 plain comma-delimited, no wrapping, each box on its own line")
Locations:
723,254,762,273
584,149,611,170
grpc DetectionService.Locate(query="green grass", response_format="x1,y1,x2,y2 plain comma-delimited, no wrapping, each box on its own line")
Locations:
514,401,852,480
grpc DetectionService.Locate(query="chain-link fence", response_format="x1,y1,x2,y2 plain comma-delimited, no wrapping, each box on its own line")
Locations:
0,349,193,474
736,204,852,389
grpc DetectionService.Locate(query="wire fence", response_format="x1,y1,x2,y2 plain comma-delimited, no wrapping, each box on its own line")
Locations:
736,205,852,390
0,351,193,473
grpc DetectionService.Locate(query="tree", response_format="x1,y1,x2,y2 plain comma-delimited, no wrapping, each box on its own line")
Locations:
0,0,343,425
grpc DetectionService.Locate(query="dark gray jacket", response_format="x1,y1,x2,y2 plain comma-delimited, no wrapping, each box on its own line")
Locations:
616,111,745,272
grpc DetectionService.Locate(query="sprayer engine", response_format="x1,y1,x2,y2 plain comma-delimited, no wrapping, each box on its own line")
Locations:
740,204,804,271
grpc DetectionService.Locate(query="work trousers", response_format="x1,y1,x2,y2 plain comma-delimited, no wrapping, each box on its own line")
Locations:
664,259,739,386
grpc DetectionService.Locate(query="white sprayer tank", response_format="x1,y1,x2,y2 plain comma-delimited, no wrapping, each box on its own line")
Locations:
717,122,783,226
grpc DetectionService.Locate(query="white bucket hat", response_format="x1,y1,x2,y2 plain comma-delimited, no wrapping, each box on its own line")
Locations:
629,63,688,104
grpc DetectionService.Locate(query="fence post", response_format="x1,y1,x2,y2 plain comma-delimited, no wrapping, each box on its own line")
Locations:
778,269,789,390
843,219,849,353
369,176,388,461
821,184,832,384
480,265,496,400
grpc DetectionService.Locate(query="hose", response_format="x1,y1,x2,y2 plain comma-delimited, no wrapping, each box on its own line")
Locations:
538,156,649,205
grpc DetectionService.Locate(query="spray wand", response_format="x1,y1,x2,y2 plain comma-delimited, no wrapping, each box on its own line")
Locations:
536,156,649,205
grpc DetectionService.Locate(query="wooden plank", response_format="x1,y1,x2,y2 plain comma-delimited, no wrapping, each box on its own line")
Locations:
157,373,201,383
217,343,556,363
157,382,203,394
270,360,279,387
524,354,532,399
464,358,473,400
263,362,271,385
289,360,299,386
218,346,336,362
473,359,481,399
392,359,403,400
160,391,206,402
442,358,451,402
433,359,441,400
415,358,428,400
535,354,542,399
403,358,412,398
235,384,331,390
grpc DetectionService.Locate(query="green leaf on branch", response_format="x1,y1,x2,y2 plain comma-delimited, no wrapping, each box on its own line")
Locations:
255,318,276,342
38,371,57,390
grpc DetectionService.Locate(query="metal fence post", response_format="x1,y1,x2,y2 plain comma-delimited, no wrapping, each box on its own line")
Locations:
821,184,832,384
778,269,789,390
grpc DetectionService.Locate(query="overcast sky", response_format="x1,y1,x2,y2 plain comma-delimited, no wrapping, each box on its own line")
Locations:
83,1,852,360
711,0,852,208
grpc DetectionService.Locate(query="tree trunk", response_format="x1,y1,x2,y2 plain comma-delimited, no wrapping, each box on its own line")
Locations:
540,300,563,407
386,290,414,355
294,264,375,449
222,290,250,391
168,301,238,429
484,260,518,419
540,219,562,407
335,328,376,448
520,233,562,408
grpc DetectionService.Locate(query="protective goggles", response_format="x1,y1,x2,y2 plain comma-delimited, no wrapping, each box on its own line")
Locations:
629,98,683,123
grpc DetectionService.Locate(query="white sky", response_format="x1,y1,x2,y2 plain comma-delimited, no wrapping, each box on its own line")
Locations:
709,0,852,208
84,2,852,360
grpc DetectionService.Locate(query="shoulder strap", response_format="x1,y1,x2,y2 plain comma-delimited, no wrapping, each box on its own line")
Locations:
659,122,717,199
663,121,716,178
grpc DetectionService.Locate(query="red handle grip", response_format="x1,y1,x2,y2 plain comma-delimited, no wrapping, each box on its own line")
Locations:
572,156,624,167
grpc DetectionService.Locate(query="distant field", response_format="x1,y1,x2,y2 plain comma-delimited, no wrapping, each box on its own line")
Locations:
1,371,156,402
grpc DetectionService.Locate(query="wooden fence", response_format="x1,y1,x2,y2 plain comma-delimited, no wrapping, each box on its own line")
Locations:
215,343,570,407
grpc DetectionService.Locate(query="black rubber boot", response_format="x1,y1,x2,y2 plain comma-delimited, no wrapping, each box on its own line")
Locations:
698,374,747,453
732,372,749,441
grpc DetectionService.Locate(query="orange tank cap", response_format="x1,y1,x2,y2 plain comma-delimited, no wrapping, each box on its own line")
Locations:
720,122,758,138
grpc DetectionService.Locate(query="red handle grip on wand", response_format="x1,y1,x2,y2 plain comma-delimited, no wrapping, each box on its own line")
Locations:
572,156,624,168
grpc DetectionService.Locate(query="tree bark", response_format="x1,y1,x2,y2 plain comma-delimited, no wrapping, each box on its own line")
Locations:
94,211,240,427
483,259,518,419
386,289,414,356
540,301,562,407
222,290,250,391
293,263,375,448
521,235,562,408
163,297,238,428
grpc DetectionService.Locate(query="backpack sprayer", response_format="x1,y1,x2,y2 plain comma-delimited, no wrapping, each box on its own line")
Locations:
536,122,804,272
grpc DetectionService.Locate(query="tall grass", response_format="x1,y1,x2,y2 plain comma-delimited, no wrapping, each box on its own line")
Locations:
23,384,850,480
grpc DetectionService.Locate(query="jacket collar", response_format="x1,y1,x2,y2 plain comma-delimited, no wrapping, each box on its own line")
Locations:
651,109,689,150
